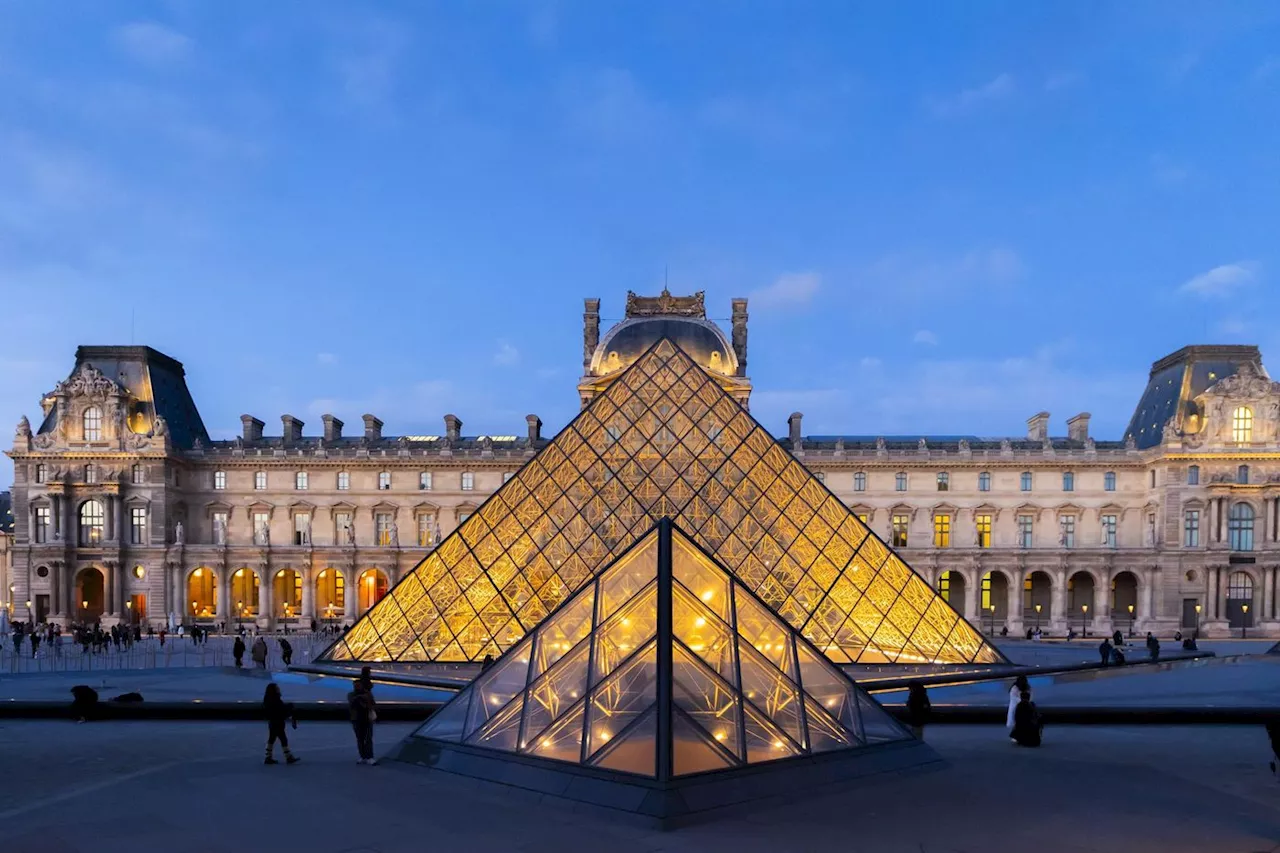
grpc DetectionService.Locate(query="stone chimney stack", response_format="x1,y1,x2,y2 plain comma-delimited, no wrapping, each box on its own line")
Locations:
281,415,304,444
1067,412,1091,443
1026,411,1050,442
362,414,383,441
787,412,804,446
321,414,344,442
526,414,542,443
731,298,749,376
240,415,264,442
444,414,462,442
583,298,601,372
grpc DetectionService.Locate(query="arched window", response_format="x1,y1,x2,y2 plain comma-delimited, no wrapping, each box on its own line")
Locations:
79,500,105,546
82,406,102,441
1187,465,1199,486
978,471,991,492
1227,571,1255,628
1227,571,1253,600
1238,464,1250,485
1228,502,1255,551
1104,471,1116,491
853,472,867,492
1232,406,1253,443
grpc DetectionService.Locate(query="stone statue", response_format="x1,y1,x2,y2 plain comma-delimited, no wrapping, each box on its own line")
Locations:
214,517,226,545
1084,437,1096,452
151,415,167,438
1145,520,1156,547
15,415,30,438
175,521,184,545
957,439,970,454
1124,434,1137,451
1058,526,1068,548
1000,438,1012,455
875,436,887,453
917,438,928,452
258,522,270,546
303,517,313,546
390,522,399,548
346,522,356,546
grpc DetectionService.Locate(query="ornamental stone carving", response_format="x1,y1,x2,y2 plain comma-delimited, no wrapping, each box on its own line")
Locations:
15,415,30,438
48,363,123,400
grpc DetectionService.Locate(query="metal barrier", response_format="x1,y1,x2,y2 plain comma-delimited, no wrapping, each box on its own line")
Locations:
0,632,339,675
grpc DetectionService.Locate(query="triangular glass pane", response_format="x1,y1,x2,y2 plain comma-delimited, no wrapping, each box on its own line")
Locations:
742,699,804,764
794,642,861,737
588,707,657,777
597,531,659,622
592,582,658,684
672,582,736,681
530,588,596,679
672,643,742,762
467,694,525,751
464,637,533,738
416,685,474,742
672,710,736,777
737,638,805,747
586,641,657,759
521,639,591,748
527,699,586,763
803,694,857,753
735,592,797,680
671,534,731,621
856,691,913,744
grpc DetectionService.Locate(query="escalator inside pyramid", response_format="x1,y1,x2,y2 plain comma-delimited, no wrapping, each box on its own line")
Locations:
321,292,1001,669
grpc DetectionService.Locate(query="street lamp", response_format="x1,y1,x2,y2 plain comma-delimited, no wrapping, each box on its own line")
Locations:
126,599,133,626
1034,603,1042,632
237,600,244,633
1127,604,1135,638
1081,604,1089,638
1195,603,1202,638
988,604,996,635
1241,604,1249,639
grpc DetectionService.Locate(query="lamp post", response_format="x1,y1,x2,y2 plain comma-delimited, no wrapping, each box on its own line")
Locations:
1081,604,1089,638
126,599,133,627
236,600,244,633
1241,604,1249,639
1034,603,1042,633
1194,603,1202,638
988,604,996,636
1127,604,1135,638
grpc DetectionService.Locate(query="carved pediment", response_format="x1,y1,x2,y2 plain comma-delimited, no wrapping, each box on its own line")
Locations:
625,288,706,318
1204,362,1280,399
48,363,124,400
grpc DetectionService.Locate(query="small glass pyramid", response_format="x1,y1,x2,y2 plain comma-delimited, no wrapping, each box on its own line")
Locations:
414,520,912,778
322,337,1002,666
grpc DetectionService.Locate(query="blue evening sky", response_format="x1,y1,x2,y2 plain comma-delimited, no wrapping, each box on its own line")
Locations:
3,1,1280,489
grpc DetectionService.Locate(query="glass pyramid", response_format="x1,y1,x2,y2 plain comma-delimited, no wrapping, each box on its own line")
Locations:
414,520,912,777
321,337,1002,666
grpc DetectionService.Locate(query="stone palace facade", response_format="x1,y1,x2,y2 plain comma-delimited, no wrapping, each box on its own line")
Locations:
5,292,1280,639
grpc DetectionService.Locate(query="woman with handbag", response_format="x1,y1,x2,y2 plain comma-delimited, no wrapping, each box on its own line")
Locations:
348,679,378,765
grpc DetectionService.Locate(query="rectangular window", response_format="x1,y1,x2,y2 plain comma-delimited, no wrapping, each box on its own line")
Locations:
936,473,949,492
254,471,267,490
35,506,50,543
853,472,866,492
1017,515,1034,548
1060,516,1075,548
417,515,435,546
975,514,992,548
1101,514,1117,548
1187,465,1199,486
85,465,97,485
1062,472,1074,491
855,512,869,525
335,512,353,544
895,473,907,492
419,472,433,491
461,472,475,491
376,513,393,546
35,463,46,484
130,507,147,545
933,514,951,548
253,512,270,545
1020,472,1032,491
1104,471,1116,491
337,471,350,491
1184,510,1200,547
294,513,310,546
1150,470,1156,488
891,514,909,547
212,511,228,544
458,511,471,525
978,472,991,492
378,472,391,490
214,470,226,490
132,464,145,485
295,471,308,490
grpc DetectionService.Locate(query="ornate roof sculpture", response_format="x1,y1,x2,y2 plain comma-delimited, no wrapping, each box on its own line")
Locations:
396,519,921,825
321,337,1001,667
625,288,707,318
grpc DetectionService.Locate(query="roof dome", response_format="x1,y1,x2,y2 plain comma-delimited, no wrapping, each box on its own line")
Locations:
590,316,738,377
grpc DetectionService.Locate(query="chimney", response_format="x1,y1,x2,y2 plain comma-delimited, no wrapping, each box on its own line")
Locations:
240,415,264,442
526,414,542,443
1026,411,1050,442
362,414,383,441
281,415,304,444
787,412,803,446
444,414,462,442
731,298,749,375
583,298,601,372
321,414,344,442
1067,412,1091,443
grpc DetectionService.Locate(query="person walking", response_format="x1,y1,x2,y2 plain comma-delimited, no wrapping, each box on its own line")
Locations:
1098,637,1113,667
262,683,301,765
348,679,378,765
1145,632,1160,662
251,636,268,669
1011,690,1042,747
279,638,293,667
1006,675,1030,740
905,682,931,740
233,635,246,669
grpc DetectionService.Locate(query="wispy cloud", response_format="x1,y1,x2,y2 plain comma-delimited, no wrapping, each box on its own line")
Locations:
561,68,666,143
1178,262,1258,298
1255,56,1280,81
330,17,411,110
1150,153,1189,186
748,272,821,309
1044,71,1084,92
1215,317,1250,337
493,341,521,367
912,330,939,346
927,73,1014,117
110,22,192,66
316,353,338,366
866,247,1024,294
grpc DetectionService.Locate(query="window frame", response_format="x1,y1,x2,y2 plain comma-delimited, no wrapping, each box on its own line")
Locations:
1228,502,1255,551
79,500,105,546
1183,509,1200,547
337,471,350,491
978,471,991,492
853,472,867,492
130,507,148,545
1017,514,1034,549
461,472,475,491
419,471,433,491
894,472,907,492
891,514,910,548
975,513,992,548
1232,406,1254,443
131,464,145,485
378,471,391,491
932,513,951,548
1062,472,1074,492
1104,471,1116,492
295,471,309,491
214,470,227,490
1101,514,1118,548
936,472,949,492
254,471,267,491
1020,472,1032,492
34,505,50,543
1187,465,1200,486
83,406,103,441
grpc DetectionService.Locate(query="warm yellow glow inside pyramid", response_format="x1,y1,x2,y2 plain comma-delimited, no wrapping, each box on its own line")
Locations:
324,338,1001,666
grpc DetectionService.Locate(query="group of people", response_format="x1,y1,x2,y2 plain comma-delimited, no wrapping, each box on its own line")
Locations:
232,635,294,669
261,665,379,766
904,674,1044,748
1097,631,1164,666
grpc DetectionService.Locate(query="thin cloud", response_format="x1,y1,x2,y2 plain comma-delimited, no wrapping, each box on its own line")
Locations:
331,17,411,110
316,353,338,366
1255,57,1280,81
561,68,666,143
912,330,939,346
928,73,1014,117
493,341,521,367
110,22,192,66
1179,262,1258,298
866,247,1024,294
748,272,821,309
1044,71,1084,92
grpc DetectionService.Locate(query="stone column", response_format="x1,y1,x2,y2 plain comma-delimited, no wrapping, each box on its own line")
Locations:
301,567,315,623
102,562,114,616
963,570,979,621
218,566,231,628
50,562,61,617
1050,569,1067,628
1094,569,1111,632
63,563,74,616
259,567,274,629
345,569,359,622
1008,567,1025,631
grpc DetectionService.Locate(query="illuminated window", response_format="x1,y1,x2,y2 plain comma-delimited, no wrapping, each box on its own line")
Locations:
1060,516,1075,548
978,471,991,492
1020,472,1032,491
855,512,869,525
1184,509,1200,546
1101,514,1117,547
1104,471,1116,491
34,506,50,543
316,570,345,620
1232,406,1253,443
936,472,949,492
461,472,475,491
891,514,909,547
295,471,308,490
1187,465,1199,485
933,514,951,547
82,406,102,441
1017,515,1034,548
420,472,433,491
895,472,907,491
1238,464,1249,485
130,507,147,545
254,471,267,490
79,500,104,546
1062,472,1074,491
214,470,226,490
975,514,992,548
335,512,353,544
132,464,145,485
337,471,350,491
85,465,97,485
853,472,866,492
378,471,391,490
938,571,953,602
376,512,393,546
35,463,46,484
253,512,270,545
417,515,435,546
1228,502,1254,551
981,573,994,611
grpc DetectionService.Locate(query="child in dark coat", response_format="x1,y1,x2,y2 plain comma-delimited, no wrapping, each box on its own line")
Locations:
263,683,300,765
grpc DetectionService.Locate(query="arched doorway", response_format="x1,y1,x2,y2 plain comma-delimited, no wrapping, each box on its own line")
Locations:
938,570,967,615
75,568,105,623
273,569,302,621
188,567,217,620
231,568,260,626
980,570,1009,633
1068,571,1096,634
1025,571,1052,632
316,569,345,626
1112,571,1139,635
1227,571,1255,628
357,569,388,612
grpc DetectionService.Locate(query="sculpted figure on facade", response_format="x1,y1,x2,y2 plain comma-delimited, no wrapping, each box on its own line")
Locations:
390,522,399,548
214,516,227,546
175,521,184,545
304,517,313,546
15,416,30,438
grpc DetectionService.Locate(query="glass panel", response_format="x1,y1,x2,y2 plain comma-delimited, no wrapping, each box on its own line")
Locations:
803,695,857,753
521,639,591,747
530,588,596,679
597,532,659,623
671,536,731,621
742,698,804,764
672,644,742,761
672,711,735,777
527,699,586,764
588,707,657,777
416,686,473,742
591,582,658,684
467,694,525,751
737,638,805,747
857,692,910,743
734,592,797,680
794,642,860,738
672,582,736,682
586,641,657,759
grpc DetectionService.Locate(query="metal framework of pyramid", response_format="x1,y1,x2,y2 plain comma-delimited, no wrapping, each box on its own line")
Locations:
321,338,1002,666
392,519,932,826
